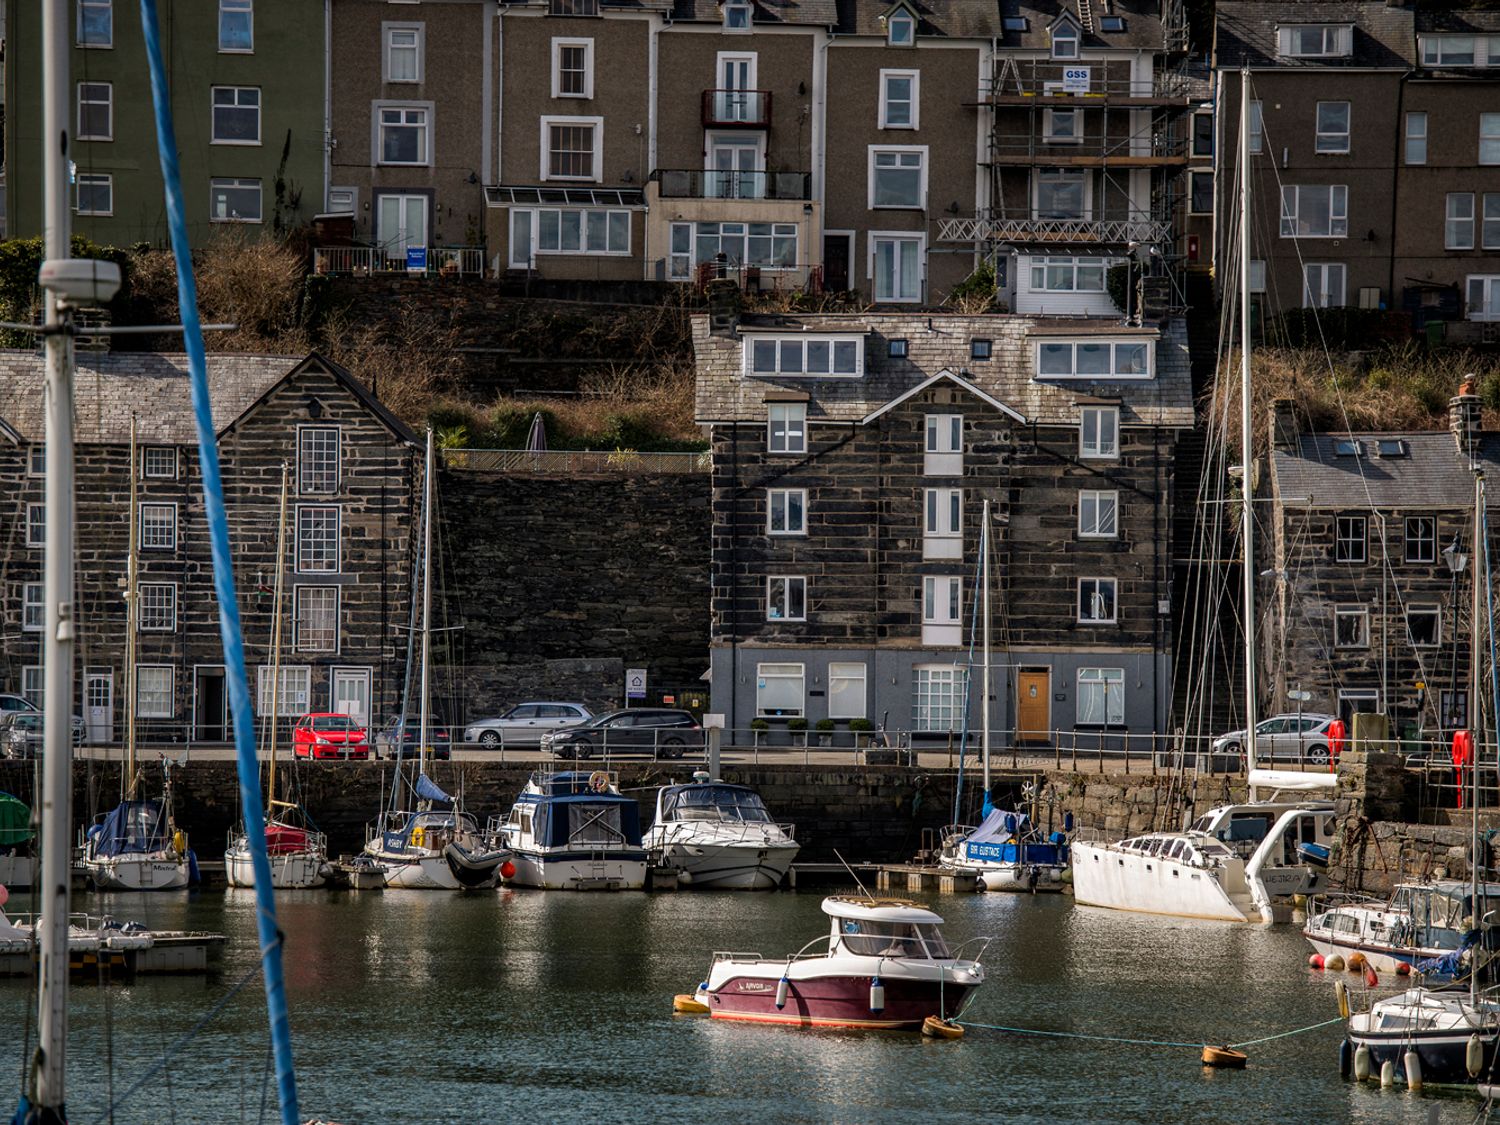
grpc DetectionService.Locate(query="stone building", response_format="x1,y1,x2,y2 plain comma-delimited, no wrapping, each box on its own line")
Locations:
0,352,418,742
1263,391,1495,740
694,292,1193,743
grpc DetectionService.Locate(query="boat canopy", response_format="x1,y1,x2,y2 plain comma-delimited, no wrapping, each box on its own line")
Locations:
658,783,772,824
1247,768,1338,792
820,896,944,925
528,771,618,798
91,800,170,858
0,792,32,850
414,773,453,805
965,808,1031,845
528,794,642,849
264,824,313,856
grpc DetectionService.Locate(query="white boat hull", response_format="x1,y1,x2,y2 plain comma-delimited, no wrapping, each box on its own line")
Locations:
377,852,461,890
82,854,190,892
656,841,799,890
0,854,35,888
223,845,326,889
1070,842,1251,921
948,862,1067,893
505,849,647,891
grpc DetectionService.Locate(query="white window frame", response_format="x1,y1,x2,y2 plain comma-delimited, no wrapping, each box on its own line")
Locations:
210,177,263,224
1302,263,1346,309
384,22,424,84
26,503,46,548
1050,21,1079,59
1189,171,1214,216
925,413,963,476
1484,194,1500,251
296,505,341,573
767,489,808,536
77,81,112,141
886,8,915,47
257,665,311,717
1483,114,1500,165
766,576,806,622
668,220,797,278
1406,605,1441,649
767,403,807,455
1334,605,1370,649
294,585,340,654
136,666,174,719
75,173,113,216
1034,168,1091,220
913,664,967,732
745,335,864,378
142,446,177,479
376,102,433,168
1405,516,1437,564
1278,24,1352,59
922,576,962,645
22,583,44,632
878,69,919,130
755,662,805,718
1448,193,1476,249
551,37,594,99
1191,111,1214,157
868,146,928,210
723,0,751,31
219,0,254,53
1248,100,1264,154
531,207,632,256
1036,338,1153,380
1468,275,1500,321
78,0,112,47
1077,667,1125,726
1080,406,1119,460
137,583,178,632
1314,101,1350,154
297,426,340,495
140,503,178,550
1078,577,1118,624
1423,34,1478,67
869,233,926,303
1406,111,1427,165
828,662,867,721
923,488,962,560
1044,107,1081,144
27,446,44,477
210,85,261,146
540,115,603,183
1280,184,1348,238
1078,490,1118,539
20,667,44,710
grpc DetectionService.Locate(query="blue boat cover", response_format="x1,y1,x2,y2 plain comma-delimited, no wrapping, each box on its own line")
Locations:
530,793,642,849
962,808,1066,866
414,773,453,804
93,800,170,858
1416,930,1478,979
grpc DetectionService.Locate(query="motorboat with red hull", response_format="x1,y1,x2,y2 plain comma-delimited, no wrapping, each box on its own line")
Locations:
690,896,987,1031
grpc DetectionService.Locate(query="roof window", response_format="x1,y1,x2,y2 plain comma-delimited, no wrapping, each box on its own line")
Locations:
1376,439,1408,458
1333,438,1363,457
1003,16,1028,31
1100,15,1125,32
885,6,916,46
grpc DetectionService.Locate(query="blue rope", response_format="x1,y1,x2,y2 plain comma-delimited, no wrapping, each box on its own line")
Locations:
137,5,298,1122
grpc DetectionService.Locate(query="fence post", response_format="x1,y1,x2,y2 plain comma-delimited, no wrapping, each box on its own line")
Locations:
1123,732,1131,775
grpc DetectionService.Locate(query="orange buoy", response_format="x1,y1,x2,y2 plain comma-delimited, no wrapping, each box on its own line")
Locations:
922,1016,964,1040
1348,953,1366,971
1309,954,1326,970
673,993,710,1015
1365,966,1379,988
1396,962,1411,976
1202,1045,1248,1069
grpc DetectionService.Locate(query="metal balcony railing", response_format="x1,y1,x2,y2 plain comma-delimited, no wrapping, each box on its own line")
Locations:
702,89,772,128
652,168,812,201
937,216,1175,246
312,245,486,277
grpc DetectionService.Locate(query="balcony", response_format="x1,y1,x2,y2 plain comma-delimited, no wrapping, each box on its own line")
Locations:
653,168,812,202
312,245,485,277
702,89,772,129
936,216,1174,247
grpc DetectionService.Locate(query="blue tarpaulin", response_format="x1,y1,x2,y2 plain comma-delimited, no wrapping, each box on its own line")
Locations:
414,774,453,804
93,800,170,858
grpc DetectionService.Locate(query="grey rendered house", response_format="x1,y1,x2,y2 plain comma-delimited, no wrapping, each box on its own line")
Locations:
5,0,326,243
694,291,1193,744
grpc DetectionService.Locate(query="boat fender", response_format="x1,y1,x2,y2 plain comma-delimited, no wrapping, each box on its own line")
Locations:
1327,955,1346,972
1335,979,1350,1020
1309,953,1325,970
1404,1049,1422,1091
1364,966,1379,989
869,976,885,1014
775,975,789,1010
1338,1039,1352,1080
1395,961,1411,976
186,849,200,885
499,860,516,881
1348,952,1366,970
1380,1059,1395,1088
172,830,187,857
1469,1034,1484,1078
1354,1044,1371,1082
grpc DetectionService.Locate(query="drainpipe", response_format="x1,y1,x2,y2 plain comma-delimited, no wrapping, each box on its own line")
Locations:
323,0,332,212
729,424,739,732
1387,71,1411,312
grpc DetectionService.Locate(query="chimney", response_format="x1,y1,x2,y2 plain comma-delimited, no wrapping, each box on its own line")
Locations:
706,277,741,339
1450,374,1482,458
1269,398,1299,453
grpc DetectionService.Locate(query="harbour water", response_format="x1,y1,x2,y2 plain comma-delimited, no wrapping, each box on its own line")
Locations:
2,888,1482,1123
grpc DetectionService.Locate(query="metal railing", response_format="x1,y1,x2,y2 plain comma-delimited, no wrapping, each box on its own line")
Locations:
937,215,1174,246
312,246,486,277
652,168,813,201
702,89,772,128
980,63,1197,102
441,448,710,474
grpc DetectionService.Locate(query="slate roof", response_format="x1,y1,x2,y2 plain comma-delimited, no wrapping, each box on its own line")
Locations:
1417,8,1500,35
1271,431,1500,510
1214,1,1413,69
672,0,838,25
838,0,1005,39
693,312,1194,427
998,0,1164,51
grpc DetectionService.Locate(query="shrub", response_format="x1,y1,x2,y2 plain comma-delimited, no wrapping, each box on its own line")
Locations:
848,718,874,732
750,719,769,732
815,719,835,732
945,261,998,312
787,718,808,732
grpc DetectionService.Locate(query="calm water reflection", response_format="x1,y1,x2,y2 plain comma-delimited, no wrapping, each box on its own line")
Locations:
1,888,1482,1123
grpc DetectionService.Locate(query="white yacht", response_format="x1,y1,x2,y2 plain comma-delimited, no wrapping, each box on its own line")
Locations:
492,770,647,891
366,806,486,890
1304,881,1500,974
644,778,798,889
940,809,1068,893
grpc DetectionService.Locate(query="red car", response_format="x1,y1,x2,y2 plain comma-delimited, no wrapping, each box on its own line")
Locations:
292,713,370,760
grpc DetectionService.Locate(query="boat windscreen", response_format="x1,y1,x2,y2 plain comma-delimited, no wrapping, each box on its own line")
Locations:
838,919,944,959
666,786,772,823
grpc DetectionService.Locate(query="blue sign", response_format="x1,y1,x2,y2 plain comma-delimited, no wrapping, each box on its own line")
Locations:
406,246,428,273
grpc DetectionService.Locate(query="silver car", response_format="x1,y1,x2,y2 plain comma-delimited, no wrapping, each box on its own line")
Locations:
1212,713,1341,766
463,702,593,748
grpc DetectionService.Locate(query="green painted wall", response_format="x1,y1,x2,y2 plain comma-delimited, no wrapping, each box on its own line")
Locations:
5,0,325,245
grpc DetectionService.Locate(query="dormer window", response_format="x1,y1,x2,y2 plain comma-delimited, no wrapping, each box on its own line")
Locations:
1278,24,1352,59
745,334,865,377
723,0,751,32
1051,21,1079,60
886,8,915,47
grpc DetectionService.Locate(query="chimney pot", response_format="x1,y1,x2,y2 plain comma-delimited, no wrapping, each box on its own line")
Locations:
1450,377,1482,457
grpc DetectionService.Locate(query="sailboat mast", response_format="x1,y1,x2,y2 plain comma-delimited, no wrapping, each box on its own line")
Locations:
1472,467,1483,1007
267,462,290,809
126,416,139,796
981,499,992,799
36,0,75,1112
419,429,434,775
1239,67,1260,796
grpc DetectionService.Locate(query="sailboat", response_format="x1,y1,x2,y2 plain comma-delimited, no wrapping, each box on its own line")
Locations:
940,500,1068,893
0,791,36,889
1068,69,1336,923
362,430,505,890
78,417,192,892
226,464,328,889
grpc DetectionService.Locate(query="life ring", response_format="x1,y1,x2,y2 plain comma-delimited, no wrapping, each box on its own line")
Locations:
588,770,610,794
411,825,426,847
172,830,187,857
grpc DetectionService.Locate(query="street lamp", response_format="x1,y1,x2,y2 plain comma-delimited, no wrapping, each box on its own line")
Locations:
1444,535,1470,732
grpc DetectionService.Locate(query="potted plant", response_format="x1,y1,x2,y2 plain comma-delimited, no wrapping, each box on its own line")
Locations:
815,718,835,747
849,717,874,749
788,717,809,747
750,718,769,748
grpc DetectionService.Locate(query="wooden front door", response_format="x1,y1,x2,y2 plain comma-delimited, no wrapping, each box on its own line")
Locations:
1016,670,1050,744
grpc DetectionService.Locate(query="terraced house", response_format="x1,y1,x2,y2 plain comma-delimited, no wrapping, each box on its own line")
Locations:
0,353,417,743
694,293,1193,744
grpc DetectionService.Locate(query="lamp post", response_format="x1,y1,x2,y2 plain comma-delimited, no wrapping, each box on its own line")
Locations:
1444,534,1470,734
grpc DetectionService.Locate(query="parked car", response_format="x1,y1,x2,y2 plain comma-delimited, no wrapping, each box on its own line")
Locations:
0,694,35,714
541,708,703,760
464,702,593,748
374,715,452,760
0,711,85,757
292,713,370,761
1212,713,1341,766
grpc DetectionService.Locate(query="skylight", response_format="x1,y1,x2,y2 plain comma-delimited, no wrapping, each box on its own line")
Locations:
1333,439,1363,457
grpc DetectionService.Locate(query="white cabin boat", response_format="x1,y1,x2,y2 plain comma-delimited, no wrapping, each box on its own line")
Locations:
78,799,190,892
644,780,798,890
940,809,1068,893
492,771,646,891
365,808,484,890
1305,881,1500,974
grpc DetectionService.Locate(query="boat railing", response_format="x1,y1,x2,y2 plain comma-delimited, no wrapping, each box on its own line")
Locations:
948,935,995,965
1306,890,1389,918
711,949,768,964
